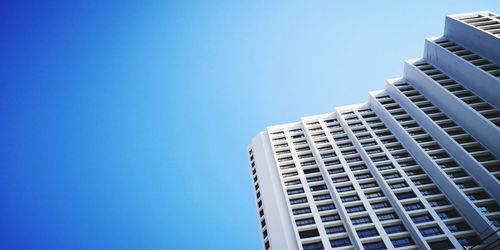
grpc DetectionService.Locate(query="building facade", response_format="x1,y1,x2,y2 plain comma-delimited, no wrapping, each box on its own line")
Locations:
247,11,500,250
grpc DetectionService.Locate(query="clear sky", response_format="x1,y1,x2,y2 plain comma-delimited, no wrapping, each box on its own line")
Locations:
0,1,497,249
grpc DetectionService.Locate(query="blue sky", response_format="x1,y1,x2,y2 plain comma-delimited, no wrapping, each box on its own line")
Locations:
0,1,497,249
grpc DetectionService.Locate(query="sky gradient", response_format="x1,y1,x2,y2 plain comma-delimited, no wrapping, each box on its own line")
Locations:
1,1,497,249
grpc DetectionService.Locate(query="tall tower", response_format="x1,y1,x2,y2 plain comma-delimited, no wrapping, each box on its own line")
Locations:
248,11,500,250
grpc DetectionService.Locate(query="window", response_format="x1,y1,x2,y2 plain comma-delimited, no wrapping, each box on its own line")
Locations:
372,156,388,162
290,197,308,205
403,202,424,211
310,184,327,192
318,146,333,151
328,168,344,174
420,227,442,237
447,223,470,232
366,192,384,199
325,160,341,166
346,157,362,163
311,133,325,138
362,141,378,147
286,138,302,144
317,204,335,211
383,173,401,180
421,188,440,196
360,182,378,189
378,213,398,221
321,214,340,222
328,124,341,129
411,213,433,224
285,179,301,186
301,160,316,166
393,152,410,159
330,238,351,247
342,149,358,155
367,149,383,154
457,181,477,189
387,145,403,151
428,240,453,249
372,202,390,209
363,241,385,250
357,135,372,140
321,153,336,158
351,216,371,225
371,124,386,130
278,156,293,162
307,176,323,183
405,169,424,176
355,173,372,180
337,185,354,192
335,136,349,141
287,188,304,195
467,192,490,201
341,195,359,202
313,194,331,201
296,218,315,226
396,191,416,200
399,160,416,167
389,181,408,189
457,236,482,247
302,242,323,250
413,178,432,185
303,168,320,174
299,229,319,239
377,163,394,170
298,153,313,159
338,143,353,148
332,176,350,183
437,210,460,219
280,163,295,170
325,225,345,234
315,139,328,144
283,171,298,178
392,237,414,248
428,199,449,207
292,207,311,215
346,205,365,213
276,149,291,155
381,138,397,144
385,224,405,234
357,228,379,238
350,165,367,171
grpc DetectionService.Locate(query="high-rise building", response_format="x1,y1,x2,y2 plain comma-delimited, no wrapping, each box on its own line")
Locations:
247,11,500,250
